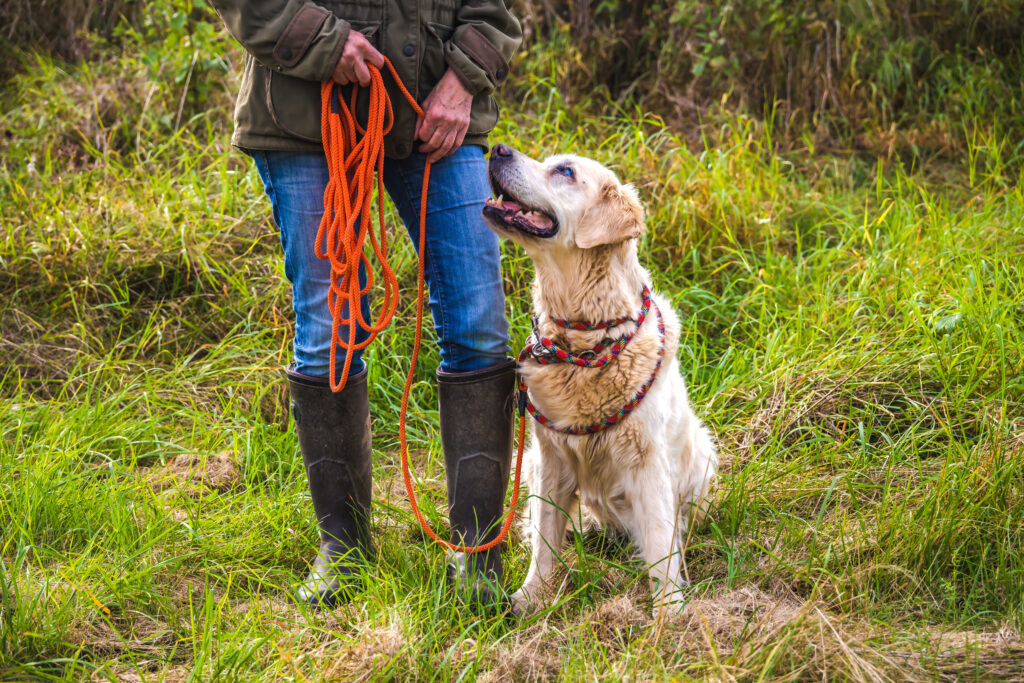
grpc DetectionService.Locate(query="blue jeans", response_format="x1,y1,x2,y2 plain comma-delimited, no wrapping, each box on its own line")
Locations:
248,145,509,379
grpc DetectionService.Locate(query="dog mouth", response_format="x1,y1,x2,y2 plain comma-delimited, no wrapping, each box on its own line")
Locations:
483,175,558,238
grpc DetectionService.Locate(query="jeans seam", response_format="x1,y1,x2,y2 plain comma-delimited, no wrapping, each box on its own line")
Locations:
260,152,285,247
397,159,463,370
424,223,458,369
259,151,275,206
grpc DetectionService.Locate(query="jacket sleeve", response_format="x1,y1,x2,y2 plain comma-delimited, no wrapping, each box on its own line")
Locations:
445,1,523,96
210,0,350,82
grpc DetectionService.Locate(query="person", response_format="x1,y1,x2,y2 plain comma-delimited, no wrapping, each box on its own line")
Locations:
209,0,523,607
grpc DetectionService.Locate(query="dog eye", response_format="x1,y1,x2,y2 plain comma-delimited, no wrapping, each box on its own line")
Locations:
554,164,575,180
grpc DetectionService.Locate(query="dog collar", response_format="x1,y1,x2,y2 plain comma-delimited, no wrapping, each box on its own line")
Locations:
548,286,650,330
527,285,652,369
516,286,667,435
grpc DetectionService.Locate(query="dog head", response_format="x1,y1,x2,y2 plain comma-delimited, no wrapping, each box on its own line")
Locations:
482,145,645,253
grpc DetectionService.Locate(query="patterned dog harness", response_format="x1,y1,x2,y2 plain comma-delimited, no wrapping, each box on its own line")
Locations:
516,285,667,434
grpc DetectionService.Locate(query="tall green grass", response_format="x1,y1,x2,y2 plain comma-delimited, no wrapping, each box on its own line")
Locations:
2,14,1023,682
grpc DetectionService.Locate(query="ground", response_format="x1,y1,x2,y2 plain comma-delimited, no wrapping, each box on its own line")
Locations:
1,21,1023,683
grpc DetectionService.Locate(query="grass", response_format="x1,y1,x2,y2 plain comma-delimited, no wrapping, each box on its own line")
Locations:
2,23,1024,683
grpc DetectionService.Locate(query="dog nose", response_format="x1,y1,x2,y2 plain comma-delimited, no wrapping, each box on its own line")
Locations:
491,144,513,158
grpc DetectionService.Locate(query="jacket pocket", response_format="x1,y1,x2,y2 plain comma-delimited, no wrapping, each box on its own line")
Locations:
349,19,382,47
266,21,381,142
423,21,499,138
467,95,499,137
426,22,454,43
266,69,323,143
423,21,455,88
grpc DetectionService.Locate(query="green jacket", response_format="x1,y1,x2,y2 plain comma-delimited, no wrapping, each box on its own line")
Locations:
211,0,522,158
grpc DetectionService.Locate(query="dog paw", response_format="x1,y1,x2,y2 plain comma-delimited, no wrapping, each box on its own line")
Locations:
509,588,538,617
650,580,691,618
651,594,687,619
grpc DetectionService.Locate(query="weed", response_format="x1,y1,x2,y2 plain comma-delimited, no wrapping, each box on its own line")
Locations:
2,5,1023,681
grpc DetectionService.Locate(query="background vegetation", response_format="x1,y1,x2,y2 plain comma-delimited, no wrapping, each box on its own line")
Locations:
2,1,1022,680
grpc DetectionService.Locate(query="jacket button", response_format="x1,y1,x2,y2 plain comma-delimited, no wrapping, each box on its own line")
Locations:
403,44,415,56
496,67,507,80
396,143,408,155
281,48,293,60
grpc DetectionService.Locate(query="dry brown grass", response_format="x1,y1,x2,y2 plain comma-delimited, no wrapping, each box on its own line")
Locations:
468,584,1024,681
89,664,189,683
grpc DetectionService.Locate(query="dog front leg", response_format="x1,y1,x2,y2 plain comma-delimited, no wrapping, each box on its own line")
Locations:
510,440,577,615
628,474,688,617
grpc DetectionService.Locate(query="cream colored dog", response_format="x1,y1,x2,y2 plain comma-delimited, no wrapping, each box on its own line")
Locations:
481,144,718,616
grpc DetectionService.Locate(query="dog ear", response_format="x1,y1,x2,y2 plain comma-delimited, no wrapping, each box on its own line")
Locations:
574,182,646,249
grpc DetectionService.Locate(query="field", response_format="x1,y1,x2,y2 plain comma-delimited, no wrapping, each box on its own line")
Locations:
2,4,1024,681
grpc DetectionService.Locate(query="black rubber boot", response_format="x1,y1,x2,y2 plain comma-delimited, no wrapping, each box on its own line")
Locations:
286,365,374,608
437,359,517,606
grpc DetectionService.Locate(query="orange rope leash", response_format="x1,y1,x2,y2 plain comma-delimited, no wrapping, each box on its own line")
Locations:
318,61,525,554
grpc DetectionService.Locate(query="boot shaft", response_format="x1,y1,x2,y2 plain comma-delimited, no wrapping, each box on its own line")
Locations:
287,366,373,553
437,360,517,547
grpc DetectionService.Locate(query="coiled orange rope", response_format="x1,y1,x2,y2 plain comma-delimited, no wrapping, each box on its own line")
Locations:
317,61,524,554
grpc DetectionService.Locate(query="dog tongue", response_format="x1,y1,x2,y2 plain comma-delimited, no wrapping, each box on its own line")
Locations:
485,197,553,232
517,210,554,231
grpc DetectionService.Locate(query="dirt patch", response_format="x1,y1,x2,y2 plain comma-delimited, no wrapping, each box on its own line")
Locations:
163,574,226,607
164,452,241,492
667,583,803,646
305,621,408,682
482,584,952,680
343,623,406,677
728,359,920,467
923,623,1024,682
144,452,243,498
932,622,1022,651
479,625,562,683
574,595,651,653
137,452,243,522
731,377,855,462
70,609,179,663
657,583,1024,681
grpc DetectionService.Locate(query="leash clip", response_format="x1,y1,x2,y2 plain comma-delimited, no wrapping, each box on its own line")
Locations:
531,337,557,360
528,316,558,360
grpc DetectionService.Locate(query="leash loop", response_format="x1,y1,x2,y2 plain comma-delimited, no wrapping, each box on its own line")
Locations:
318,61,525,554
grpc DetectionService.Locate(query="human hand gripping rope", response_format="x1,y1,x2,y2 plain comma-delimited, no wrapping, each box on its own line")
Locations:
317,60,525,555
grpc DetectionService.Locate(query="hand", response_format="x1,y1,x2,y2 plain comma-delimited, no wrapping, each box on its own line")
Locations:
415,69,473,163
332,30,384,87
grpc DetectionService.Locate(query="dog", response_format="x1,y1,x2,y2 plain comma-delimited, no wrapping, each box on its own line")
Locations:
481,144,718,616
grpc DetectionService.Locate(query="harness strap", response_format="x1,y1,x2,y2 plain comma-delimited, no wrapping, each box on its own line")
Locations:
518,289,668,435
